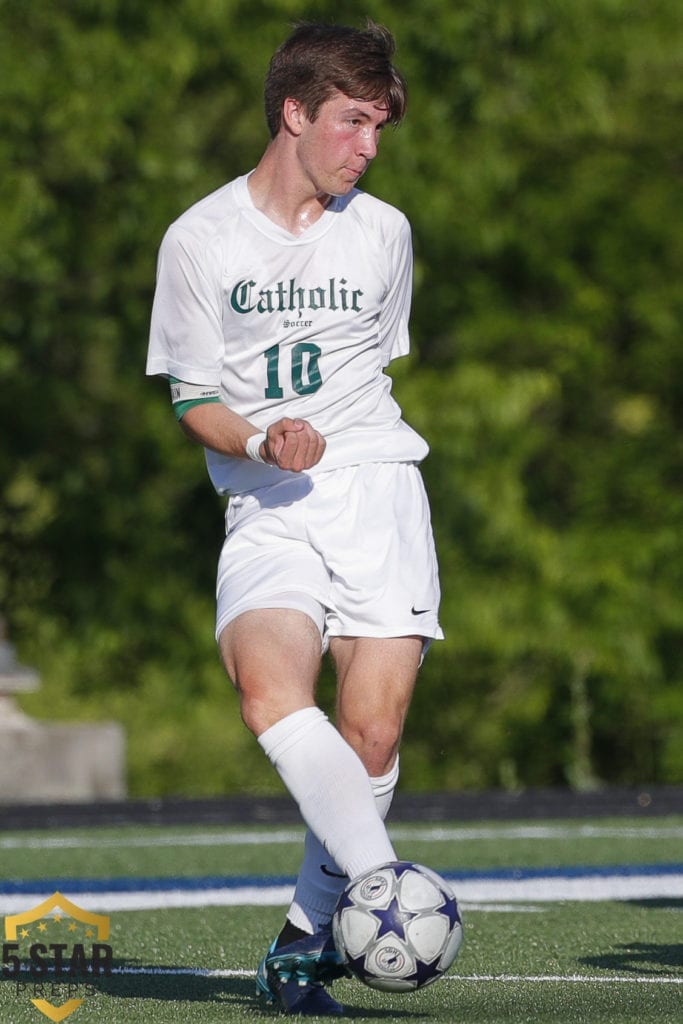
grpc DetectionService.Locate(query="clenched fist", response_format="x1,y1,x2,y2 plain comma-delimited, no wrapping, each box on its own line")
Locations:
262,418,326,472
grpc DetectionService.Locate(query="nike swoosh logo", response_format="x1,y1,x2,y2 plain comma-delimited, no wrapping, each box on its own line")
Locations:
411,607,430,615
320,864,347,879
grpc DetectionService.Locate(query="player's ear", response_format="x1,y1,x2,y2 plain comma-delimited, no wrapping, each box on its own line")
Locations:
282,97,305,136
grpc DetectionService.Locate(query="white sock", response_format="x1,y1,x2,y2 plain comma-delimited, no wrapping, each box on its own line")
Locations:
257,708,396,892
286,757,400,934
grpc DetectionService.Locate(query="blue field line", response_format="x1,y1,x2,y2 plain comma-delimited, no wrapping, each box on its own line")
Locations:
1,863,681,896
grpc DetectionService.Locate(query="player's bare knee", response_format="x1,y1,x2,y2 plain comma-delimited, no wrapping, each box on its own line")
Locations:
236,689,274,737
238,698,261,738
342,718,400,775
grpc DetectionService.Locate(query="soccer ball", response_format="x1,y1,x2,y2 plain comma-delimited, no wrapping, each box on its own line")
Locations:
332,861,463,992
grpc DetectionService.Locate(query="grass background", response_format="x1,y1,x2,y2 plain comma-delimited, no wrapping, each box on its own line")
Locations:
1,816,681,1023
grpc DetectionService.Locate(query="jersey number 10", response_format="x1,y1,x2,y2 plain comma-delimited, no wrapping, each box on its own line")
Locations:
264,342,322,399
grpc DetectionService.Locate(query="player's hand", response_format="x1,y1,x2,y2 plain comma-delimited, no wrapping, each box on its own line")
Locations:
263,418,326,472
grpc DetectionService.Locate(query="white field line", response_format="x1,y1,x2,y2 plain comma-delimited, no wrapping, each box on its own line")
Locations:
104,966,683,986
1,823,682,850
447,974,683,986
13,963,682,986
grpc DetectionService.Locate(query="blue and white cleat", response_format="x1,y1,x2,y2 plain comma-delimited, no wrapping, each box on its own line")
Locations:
255,930,348,1016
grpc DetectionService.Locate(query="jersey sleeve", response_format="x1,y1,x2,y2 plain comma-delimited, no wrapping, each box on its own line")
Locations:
377,215,413,367
146,224,224,386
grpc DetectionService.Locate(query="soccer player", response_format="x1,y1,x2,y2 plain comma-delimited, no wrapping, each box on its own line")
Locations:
147,20,443,1016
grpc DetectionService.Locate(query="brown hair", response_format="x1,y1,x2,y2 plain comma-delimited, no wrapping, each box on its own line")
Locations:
264,20,407,138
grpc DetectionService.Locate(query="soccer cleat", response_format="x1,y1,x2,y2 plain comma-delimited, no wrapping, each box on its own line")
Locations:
256,931,348,1016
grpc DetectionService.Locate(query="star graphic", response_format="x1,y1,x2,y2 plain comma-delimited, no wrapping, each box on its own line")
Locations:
404,954,443,988
38,922,48,933
68,922,78,933
336,888,357,914
20,928,30,939
439,894,461,931
345,950,372,982
370,895,420,941
390,862,415,879
85,928,95,939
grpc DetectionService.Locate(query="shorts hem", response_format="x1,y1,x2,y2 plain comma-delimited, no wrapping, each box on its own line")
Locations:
326,624,444,641
215,591,326,641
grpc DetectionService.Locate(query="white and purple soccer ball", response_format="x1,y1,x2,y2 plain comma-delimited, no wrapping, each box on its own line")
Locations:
332,861,463,992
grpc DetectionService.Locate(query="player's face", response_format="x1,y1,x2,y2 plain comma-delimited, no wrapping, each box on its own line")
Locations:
295,92,389,197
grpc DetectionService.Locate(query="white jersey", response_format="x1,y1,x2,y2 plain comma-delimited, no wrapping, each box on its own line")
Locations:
147,173,428,494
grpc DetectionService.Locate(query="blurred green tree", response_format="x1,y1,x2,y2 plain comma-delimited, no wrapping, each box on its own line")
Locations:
1,0,681,795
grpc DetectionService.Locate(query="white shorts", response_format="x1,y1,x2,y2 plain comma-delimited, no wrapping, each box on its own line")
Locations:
215,462,443,647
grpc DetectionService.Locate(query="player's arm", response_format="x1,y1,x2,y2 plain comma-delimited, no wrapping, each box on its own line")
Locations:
177,397,326,473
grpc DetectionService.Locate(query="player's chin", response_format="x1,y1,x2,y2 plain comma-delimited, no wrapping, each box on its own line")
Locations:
331,174,364,196
328,183,358,198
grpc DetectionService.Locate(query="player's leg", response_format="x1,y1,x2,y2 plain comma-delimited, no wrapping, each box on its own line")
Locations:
262,761,400,1016
220,609,396,1014
332,634,423,775
283,636,421,935
271,462,440,942
283,756,400,937
219,606,321,734
220,608,396,877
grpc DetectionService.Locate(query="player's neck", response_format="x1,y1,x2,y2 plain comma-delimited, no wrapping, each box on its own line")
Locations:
248,146,331,236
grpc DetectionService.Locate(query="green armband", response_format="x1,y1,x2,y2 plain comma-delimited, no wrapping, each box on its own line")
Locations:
169,377,221,421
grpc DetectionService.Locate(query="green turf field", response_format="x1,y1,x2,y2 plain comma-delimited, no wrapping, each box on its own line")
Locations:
1,816,681,1023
